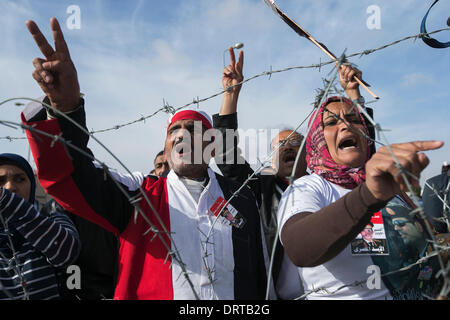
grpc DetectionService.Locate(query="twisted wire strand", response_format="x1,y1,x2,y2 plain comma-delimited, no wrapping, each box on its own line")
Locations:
267,52,449,299
0,27,448,300
0,98,201,299
2,27,446,140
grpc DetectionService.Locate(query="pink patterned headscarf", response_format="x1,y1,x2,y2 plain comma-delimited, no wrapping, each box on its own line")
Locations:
306,96,370,189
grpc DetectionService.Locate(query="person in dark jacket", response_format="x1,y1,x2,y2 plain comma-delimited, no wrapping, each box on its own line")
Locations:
213,47,373,299
0,153,80,300
422,167,449,234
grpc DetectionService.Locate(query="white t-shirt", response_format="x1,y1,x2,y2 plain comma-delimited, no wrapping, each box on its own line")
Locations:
277,173,391,300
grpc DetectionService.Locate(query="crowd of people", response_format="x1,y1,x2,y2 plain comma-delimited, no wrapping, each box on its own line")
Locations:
0,17,448,300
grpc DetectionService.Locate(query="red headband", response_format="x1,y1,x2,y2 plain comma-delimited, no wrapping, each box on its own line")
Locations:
167,110,213,131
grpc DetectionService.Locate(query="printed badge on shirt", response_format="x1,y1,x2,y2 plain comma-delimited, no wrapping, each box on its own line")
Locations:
209,196,246,229
351,211,389,256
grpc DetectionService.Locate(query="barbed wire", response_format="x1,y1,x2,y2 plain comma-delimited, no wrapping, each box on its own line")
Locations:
0,102,201,299
0,26,448,301
271,52,450,300
0,76,335,301
89,27,450,134
2,27,448,141
1,103,448,299
352,100,449,299
294,246,450,300
0,207,29,300
198,51,450,300
355,102,449,299
2,98,449,299
0,136,27,141
265,58,344,299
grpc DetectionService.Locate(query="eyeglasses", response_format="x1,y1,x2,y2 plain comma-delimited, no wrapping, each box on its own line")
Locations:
392,220,408,227
278,139,303,148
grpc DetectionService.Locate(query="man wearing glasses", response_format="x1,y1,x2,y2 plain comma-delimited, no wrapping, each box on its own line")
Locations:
391,215,427,254
375,203,441,298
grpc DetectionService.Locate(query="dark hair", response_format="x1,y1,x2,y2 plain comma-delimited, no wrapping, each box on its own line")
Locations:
154,151,164,161
385,204,413,221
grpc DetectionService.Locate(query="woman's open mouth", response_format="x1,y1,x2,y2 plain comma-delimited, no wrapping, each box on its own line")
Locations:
338,137,358,151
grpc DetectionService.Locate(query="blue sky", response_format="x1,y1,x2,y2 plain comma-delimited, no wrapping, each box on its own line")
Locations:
0,0,449,185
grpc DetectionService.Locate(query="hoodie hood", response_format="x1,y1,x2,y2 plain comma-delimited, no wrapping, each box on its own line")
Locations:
0,153,36,203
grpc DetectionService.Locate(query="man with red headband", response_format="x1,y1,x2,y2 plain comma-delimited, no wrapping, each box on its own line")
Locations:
21,18,266,300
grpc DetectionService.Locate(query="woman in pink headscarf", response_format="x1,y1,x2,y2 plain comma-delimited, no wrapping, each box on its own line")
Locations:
276,92,443,300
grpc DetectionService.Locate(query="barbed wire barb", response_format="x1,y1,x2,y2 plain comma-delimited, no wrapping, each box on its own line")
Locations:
2,27,443,138
0,26,449,300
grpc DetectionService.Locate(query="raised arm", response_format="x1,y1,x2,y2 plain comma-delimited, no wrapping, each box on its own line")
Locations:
23,18,141,235
338,64,377,155
26,18,80,113
213,48,255,185
219,47,244,115
338,64,363,101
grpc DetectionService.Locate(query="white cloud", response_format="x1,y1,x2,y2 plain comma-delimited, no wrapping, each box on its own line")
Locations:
401,72,436,87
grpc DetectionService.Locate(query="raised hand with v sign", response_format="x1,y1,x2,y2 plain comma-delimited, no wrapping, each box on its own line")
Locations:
219,47,244,115
26,17,80,113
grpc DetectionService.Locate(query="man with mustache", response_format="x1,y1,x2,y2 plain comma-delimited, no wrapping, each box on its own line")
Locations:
152,151,169,177
213,48,369,299
351,222,385,254
22,17,267,300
